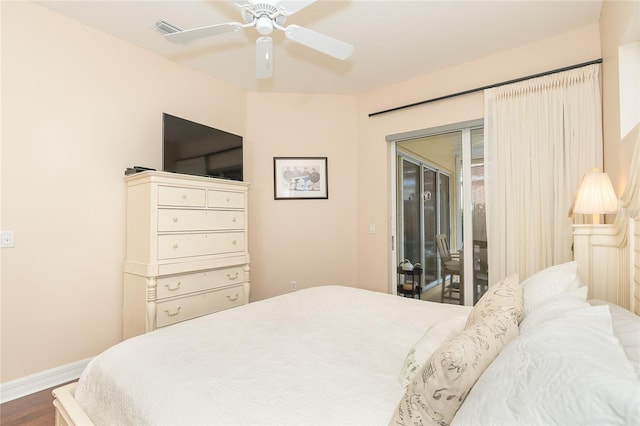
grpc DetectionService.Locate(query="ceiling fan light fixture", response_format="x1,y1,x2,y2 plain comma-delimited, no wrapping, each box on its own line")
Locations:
256,16,273,35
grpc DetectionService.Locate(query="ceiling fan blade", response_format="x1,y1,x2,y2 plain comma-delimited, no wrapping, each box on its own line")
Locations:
284,25,353,60
256,36,273,79
279,0,316,15
232,0,254,9
165,22,244,44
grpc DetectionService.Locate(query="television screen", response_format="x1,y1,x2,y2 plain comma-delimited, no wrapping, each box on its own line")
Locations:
162,113,243,181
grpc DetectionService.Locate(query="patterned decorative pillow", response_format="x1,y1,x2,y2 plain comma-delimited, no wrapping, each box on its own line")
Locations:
465,273,522,329
399,316,468,387
390,307,519,426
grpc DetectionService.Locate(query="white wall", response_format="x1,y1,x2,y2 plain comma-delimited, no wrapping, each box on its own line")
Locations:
600,0,640,195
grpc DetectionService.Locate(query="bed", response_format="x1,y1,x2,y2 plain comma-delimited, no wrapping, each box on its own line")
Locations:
54,142,640,425
56,286,472,425
53,279,640,425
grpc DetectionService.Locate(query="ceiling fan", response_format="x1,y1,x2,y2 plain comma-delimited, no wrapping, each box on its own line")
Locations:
154,0,354,80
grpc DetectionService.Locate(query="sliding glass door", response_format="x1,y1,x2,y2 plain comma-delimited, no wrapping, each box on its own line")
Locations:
394,123,485,305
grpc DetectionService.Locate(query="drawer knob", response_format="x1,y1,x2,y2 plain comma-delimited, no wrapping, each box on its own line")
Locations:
166,282,181,291
182,194,187,199
227,293,239,302
226,272,239,280
173,243,178,249
165,306,181,317
232,240,237,245
172,217,178,222
226,197,230,202
232,217,237,223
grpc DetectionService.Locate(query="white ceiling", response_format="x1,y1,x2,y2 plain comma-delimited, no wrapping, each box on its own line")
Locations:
35,0,603,95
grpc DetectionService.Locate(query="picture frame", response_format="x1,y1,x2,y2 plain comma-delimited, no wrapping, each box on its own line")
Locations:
273,157,328,200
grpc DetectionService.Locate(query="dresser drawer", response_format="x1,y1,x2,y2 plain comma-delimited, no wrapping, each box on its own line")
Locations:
158,186,206,207
156,266,244,299
208,190,245,209
158,209,245,232
157,232,245,259
156,285,246,328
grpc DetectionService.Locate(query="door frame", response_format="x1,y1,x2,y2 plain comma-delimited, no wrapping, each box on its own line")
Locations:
387,118,483,305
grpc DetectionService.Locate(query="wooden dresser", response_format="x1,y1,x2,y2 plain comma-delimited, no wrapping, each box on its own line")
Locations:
123,171,250,339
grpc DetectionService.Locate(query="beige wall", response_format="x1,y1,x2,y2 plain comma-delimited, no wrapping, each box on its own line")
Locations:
0,1,614,385
1,2,246,382
244,92,358,301
600,0,640,195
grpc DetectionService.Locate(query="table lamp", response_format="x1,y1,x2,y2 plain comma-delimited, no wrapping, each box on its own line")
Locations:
571,168,618,224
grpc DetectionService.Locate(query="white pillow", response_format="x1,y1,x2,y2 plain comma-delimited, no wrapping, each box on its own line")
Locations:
590,300,640,380
452,304,640,426
399,316,467,387
522,261,582,316
518,286,588,334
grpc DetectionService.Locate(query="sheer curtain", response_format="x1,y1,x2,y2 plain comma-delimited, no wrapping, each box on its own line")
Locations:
484,64,602,283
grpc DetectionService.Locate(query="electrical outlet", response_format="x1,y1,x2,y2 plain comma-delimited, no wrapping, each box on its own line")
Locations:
1,231,14,248
290,281,297,291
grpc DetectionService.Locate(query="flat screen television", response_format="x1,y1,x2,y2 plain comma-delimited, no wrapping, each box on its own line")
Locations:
162,113,243,181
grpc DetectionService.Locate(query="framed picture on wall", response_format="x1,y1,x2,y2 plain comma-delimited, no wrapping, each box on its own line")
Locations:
273,157,328,200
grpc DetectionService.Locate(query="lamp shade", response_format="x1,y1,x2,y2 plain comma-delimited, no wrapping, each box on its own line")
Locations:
573,169,618,214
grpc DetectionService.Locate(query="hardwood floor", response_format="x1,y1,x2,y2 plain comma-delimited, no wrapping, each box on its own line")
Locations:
0,383,68,426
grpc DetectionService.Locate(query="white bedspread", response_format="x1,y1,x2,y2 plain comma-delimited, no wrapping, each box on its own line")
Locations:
75,285,471,425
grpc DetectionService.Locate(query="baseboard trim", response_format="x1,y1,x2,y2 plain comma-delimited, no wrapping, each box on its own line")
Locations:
0,358,92,404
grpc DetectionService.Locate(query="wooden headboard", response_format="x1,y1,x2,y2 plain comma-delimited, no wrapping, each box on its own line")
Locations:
573,132,640,315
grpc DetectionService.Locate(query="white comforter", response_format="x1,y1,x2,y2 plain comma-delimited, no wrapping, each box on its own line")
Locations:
75,285,471,425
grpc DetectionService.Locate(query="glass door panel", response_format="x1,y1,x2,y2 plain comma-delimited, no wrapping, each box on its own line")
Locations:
439,173,451,241
423,168,438,285
470,128,488,303
401,159,420,267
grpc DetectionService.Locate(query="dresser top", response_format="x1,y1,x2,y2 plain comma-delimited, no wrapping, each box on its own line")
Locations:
125,171,250,189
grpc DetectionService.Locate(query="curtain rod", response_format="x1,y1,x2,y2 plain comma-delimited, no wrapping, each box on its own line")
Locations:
368,58,603,118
